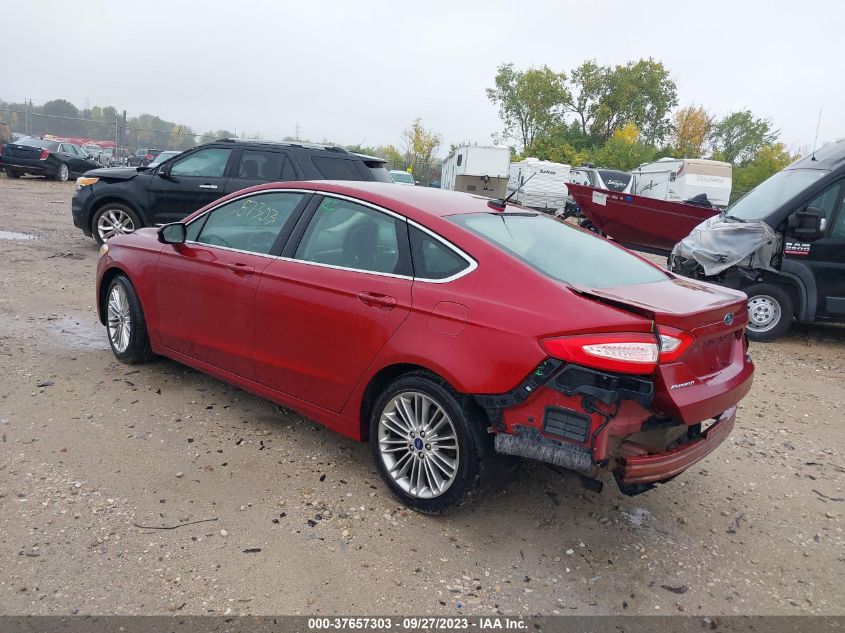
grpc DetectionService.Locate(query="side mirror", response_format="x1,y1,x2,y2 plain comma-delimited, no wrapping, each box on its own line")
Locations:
158,222,186,244
787,206,826,241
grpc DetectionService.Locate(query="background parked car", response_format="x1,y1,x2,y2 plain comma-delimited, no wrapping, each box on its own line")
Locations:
1,138,101,181
73,138,391,243
127,148,162,167
389,169,416,185
146,150,181,168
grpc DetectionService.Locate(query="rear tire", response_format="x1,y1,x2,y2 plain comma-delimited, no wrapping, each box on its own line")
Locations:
54,162,69,182
744,283,794,342
105,275,153,364
369,372,505,514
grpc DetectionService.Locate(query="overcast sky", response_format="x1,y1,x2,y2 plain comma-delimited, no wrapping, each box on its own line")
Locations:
3,1,841,154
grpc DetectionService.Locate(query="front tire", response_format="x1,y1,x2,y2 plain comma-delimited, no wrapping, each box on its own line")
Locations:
92,203,142,244
105,275,153,364
370,373,491,514
745,283,794,342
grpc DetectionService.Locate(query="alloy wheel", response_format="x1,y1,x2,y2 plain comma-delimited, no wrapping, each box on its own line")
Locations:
747,294,781,333
377,391,460,499
107,283,131,353
58,163,69,181
97,209,136,241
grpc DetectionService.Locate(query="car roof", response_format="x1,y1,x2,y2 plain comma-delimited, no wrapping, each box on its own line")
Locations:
786,140,845,172
238,181,504,220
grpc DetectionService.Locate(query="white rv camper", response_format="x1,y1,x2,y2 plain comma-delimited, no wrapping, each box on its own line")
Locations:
506,158,571,213
632,158,733,207
441,145,510,199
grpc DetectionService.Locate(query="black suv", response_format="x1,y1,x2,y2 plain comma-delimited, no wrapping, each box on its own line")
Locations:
72,139,391,243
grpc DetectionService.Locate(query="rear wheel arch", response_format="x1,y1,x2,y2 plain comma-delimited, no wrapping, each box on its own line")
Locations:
359,363,483,442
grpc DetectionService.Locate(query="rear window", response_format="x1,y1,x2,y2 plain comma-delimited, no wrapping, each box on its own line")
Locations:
13,138,53,149
450,213,667,289
368,165,394,183
311,156,365,180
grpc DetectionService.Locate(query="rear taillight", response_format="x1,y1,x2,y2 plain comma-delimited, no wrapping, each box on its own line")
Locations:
542,328,696,374
0,145,4,156
145,154,153,160
542,333,659,374
39,149,49,160
656,326,695,362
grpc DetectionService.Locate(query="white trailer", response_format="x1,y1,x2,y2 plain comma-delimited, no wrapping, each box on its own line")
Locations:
632,157,732,208
441,145,510,199
506,158,571,213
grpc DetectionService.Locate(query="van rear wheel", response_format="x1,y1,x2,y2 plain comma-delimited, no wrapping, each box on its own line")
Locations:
745,283,793,342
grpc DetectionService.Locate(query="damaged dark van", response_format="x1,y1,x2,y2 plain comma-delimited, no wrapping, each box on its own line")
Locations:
670,141,845,341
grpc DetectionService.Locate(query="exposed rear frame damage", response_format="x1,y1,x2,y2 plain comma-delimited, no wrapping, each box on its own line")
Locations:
476,360,735,496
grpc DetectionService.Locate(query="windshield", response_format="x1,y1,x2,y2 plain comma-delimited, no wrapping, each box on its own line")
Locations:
451,213,668,289
391,171,414,184
727,168,829,221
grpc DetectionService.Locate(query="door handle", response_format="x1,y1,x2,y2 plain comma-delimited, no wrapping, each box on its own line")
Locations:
199,183,218,189
356,291,397,310
227,262,255,276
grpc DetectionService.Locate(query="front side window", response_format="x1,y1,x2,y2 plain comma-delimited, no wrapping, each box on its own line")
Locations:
294,197,402,274
194,192,304,254
409,226,469,280
170,148,232,178
451,212,668,289
806,182,842,228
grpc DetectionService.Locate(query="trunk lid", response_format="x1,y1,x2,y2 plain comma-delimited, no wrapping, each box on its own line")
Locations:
3,143,47,160
573,277,753,423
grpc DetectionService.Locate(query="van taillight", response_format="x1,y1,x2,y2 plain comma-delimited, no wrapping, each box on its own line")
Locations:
39,149,49,160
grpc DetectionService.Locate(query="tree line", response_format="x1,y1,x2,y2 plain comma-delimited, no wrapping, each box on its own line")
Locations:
0,97,241,151
486,59,801,201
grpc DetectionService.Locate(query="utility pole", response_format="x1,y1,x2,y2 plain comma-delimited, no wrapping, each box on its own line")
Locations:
295,122,300,141
25,99,32,136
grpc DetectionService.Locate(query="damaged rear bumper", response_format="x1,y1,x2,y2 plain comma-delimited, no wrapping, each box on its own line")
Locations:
614,406,735,485
477,360,746,494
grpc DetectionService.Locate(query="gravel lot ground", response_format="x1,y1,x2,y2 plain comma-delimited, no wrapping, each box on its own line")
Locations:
0,176,843,617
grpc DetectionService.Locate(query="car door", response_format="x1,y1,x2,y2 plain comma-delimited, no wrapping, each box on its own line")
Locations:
57,143,81,171
224,148,300,195
154,190,310,379
796,180,845,317
254,194,413,411
147,146,234,224
71,144,100,173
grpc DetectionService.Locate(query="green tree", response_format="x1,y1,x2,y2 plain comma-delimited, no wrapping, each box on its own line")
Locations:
563,58,677,145
590,123,657,171
401,118,441,184
710,110,778,165
486,63,568,152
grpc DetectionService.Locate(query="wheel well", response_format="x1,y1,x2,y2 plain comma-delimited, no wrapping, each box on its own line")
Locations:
90,197,144,231
362,362,493,441
748,275,801,316
97,268,128,325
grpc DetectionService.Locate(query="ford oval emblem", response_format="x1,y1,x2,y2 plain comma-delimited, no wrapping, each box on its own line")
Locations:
724,312,735,326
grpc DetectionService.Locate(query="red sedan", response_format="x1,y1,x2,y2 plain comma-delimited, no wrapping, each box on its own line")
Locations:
96,181,754,513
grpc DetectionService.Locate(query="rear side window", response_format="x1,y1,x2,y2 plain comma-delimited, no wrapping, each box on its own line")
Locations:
237,150,297,181
311,156,364,180
409,226,469,280
450,213,667,289
294,197,402,274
